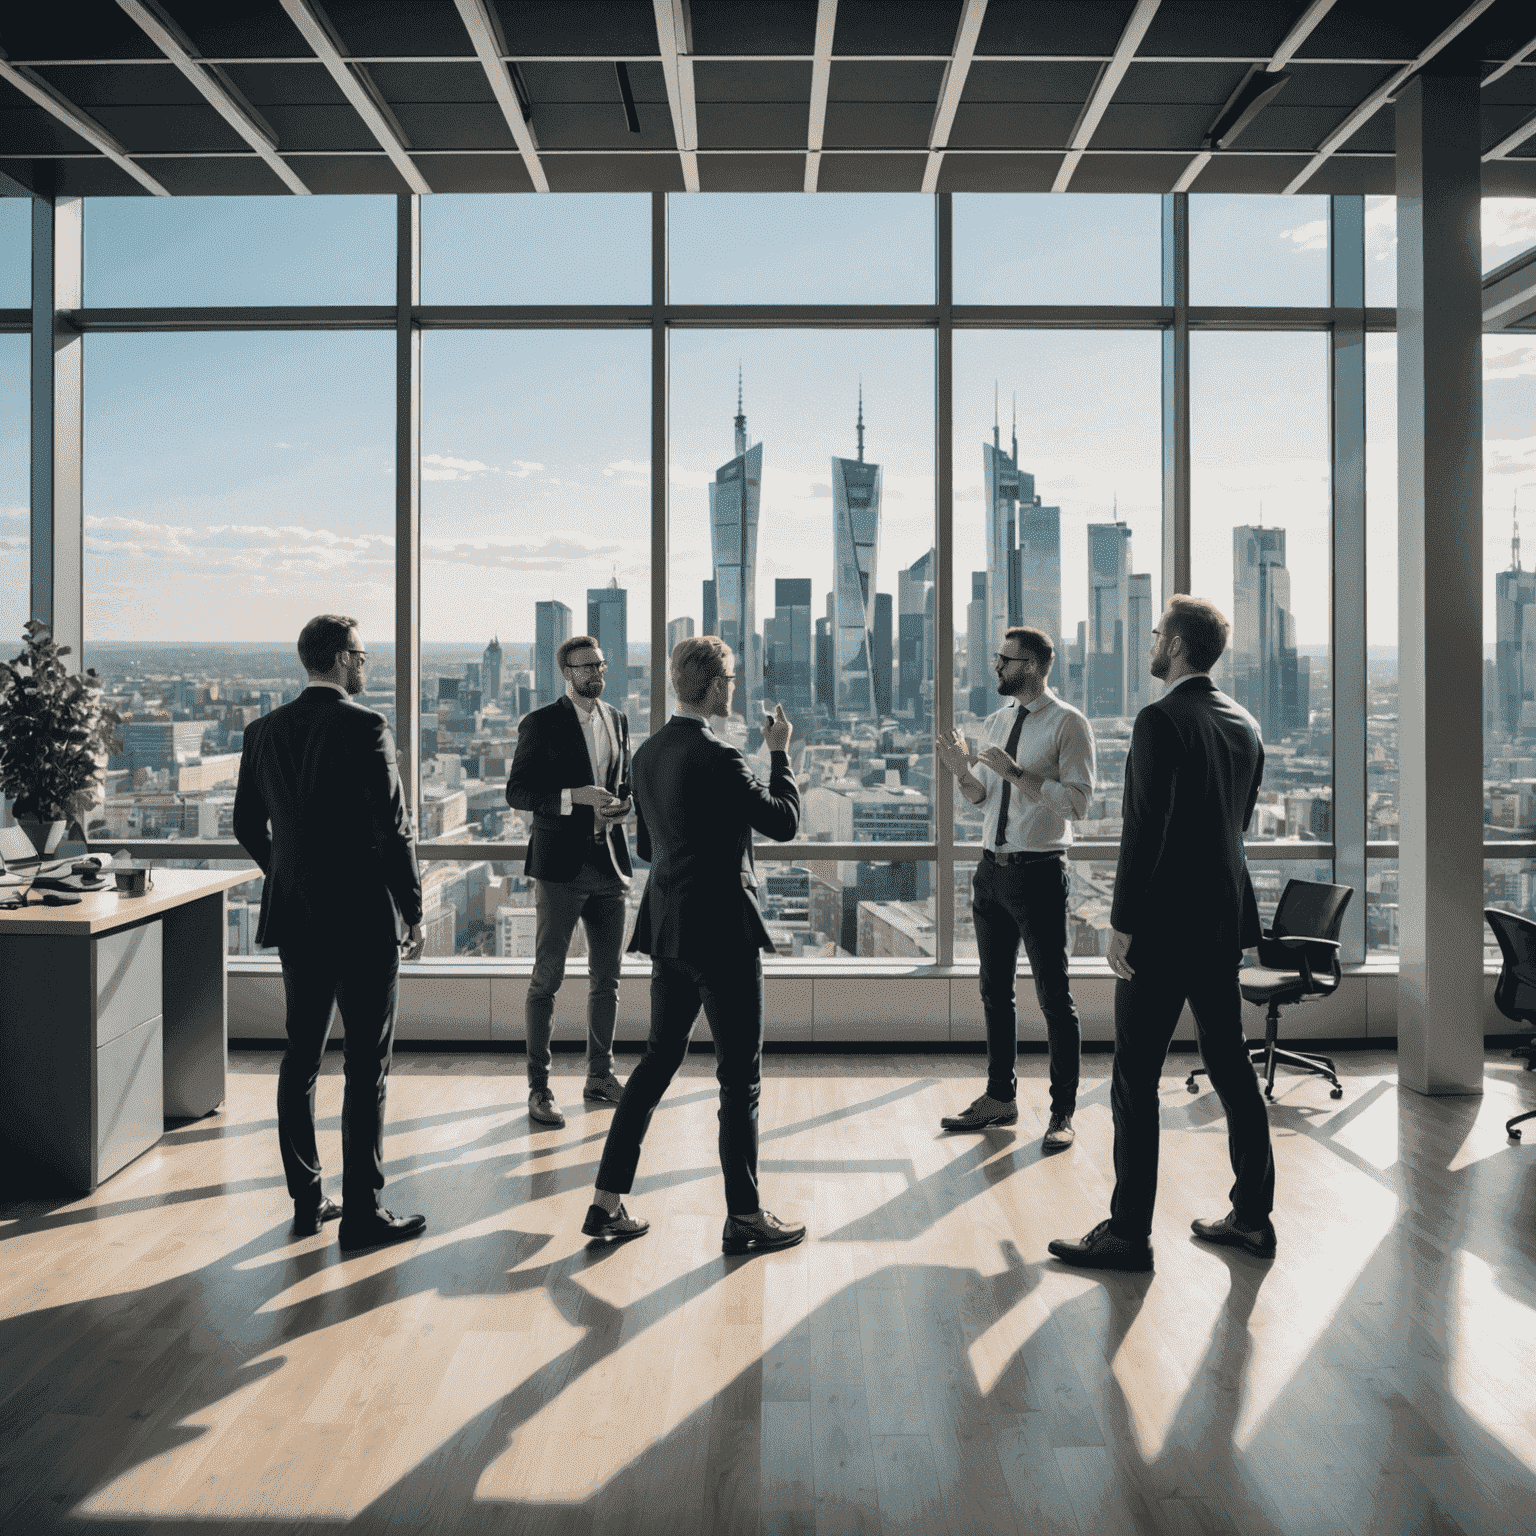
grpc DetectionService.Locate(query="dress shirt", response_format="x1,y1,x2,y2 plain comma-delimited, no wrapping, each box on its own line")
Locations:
972,687,1096,853
559,700,615,817
307,680,348,697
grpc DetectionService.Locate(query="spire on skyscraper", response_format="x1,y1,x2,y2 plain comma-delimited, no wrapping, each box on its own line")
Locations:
993,381,1000,451
1515,500,1523,572
734,365,747,457
1011,392,1017,465
856,379,865,463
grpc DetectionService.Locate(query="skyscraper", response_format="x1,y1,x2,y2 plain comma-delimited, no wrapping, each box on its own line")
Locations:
587,578,629,708
872,591,893,718
709,374,762,718
765,578,813,723
898,549,934,727
1496,511,1536,734
815,612,833,715
966,570,988,717
830,388,881,720
481,635,503,702
1086,521,1134,718
666,615,694,658
1126,571,1154,717
1232,525,1302,740
534,599,571,708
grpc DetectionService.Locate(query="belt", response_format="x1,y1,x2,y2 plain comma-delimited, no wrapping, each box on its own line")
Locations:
982,847,1064,867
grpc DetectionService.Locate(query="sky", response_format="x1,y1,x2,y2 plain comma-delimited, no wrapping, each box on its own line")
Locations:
1,191,1535,661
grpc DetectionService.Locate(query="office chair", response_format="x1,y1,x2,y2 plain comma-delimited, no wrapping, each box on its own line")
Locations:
1185,879,1354,1102
1482,907,1536,1142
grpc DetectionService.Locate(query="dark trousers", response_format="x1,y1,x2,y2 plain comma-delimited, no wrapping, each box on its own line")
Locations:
525,849,628,1087
1108,944,1275,1242
972,854,1081,1113
276,930,400,1217
594,951,765,1215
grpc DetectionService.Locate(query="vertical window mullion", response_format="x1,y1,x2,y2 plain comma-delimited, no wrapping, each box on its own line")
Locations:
651,190,669,737
935,192,955,969
1160,191,1190,607
395,193,421,818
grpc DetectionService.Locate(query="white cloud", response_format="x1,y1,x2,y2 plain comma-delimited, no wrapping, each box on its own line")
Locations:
670,465,713,490
422,534,630,572
508,460,543,478
605,459,649,477
82,515,394,574
1484,199,1536,262
1485,435,1536,480
1484,338,1536,380
422,452,491,481
1280,218,1328,253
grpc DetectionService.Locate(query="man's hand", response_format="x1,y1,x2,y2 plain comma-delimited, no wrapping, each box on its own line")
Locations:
1107,928,1135,981
401,922,425,963
598,797,632,822
764,702,792,753
977,744,1019,781
935,728,971,777
570,784,620,809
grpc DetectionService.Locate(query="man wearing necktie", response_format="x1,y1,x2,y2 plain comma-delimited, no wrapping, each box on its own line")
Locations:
935,626,1096,1146
505,635,633,1129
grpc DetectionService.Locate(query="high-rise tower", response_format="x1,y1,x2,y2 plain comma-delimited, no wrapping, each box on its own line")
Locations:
481,635,503,702
534,600,572,708
708,371,762,718
587,578,629,709
830,385,882,720
1086,521,1134,717
1232,524,1302,739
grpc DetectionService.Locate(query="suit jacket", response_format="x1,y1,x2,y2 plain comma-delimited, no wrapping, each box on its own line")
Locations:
233,686,423,951
504,694,634,884
627,715,800,962
1110,674,1264,955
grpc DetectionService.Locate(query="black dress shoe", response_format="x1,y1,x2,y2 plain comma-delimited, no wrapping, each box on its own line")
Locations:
580,1202,650,1241
1191,1211,1277,1258
722,1209,807,1256
337,1209,427,1251
292,1197,342,1237
1047,1219,1153,1272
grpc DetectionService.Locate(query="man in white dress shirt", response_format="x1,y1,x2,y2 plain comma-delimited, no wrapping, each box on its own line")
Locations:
935,626,1096,1146
505,636,634,1128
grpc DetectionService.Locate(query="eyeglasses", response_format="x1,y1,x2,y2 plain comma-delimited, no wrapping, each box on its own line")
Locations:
344,649,368,663
566,661,607,674
993,652,1026,666
720,673,736,682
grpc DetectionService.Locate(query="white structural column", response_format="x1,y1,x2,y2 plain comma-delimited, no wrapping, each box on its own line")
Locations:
30,197,83,660
1330,195,1367,963
921,0,987,195
803,0,837,193
395,196,422,814
650,191,669,734
1395,71,1485,1096
653,0,699,192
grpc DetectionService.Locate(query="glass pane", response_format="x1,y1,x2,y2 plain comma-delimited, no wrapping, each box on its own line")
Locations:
668,193,934,304
420,331,651,839
1189,194,1329,307
791,857,935,958
953,332,1161,843
422,194,649,304
1485,331,1536,828
1367,857,1397,957
1191,332,1331,841
84,196,395,306
1366,336,1397,844
667,329,935,845
953,194,1161,305
0,335,26,649
0,197,27,308
1483,198,1536,275
83,332,394,844
1365,195,1395,308
1485,859,1536,964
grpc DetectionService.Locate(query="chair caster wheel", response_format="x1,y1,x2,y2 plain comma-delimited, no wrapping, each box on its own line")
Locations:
1186,1079,1198,1093
1513,1129,1523,1142
1264,1088,1274,1100
1330,1088,1343,1100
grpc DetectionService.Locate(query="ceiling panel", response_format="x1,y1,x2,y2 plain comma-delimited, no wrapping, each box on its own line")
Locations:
296,152,414,193
698,152,807,191
937,151,1062,191
491,1,661,57
693,61,814,101
1139,1,1303,59
1293,1,1452,61
162,1,313,60
689,0,819,56
1069,152,1190,192
817,151,927,190
248,104,384,153
413,152,536,192
947,103,1083,149
961,61,1103,102
1230,104,1372,153
823,103,938,149
975,0,1135,57
1113,62,1249,106
320,0,475,56
696,103,811,150
0,2,161,62
72,104,253,155
1188,152,1315,193
219,62,352,107
542,152,684,191
392,104,518,151
1091,104,1222,150
150,155,296,195
832,0,962,57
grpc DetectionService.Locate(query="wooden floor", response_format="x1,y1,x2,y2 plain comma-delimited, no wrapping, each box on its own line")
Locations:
2,1047,1535,1536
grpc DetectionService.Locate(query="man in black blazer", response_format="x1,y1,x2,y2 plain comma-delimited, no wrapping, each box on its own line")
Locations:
582,635,806,1255
233,614,427,1250
1050,595,1274,1272
505,635,633,1128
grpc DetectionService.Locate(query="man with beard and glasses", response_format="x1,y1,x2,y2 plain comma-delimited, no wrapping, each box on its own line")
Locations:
234,614,427,1250
505,635,634,1129
1049,595,1272,1274
935,625,1095,1147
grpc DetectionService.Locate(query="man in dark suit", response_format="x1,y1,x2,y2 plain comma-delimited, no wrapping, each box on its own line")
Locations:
1050,595,1274,1272
581,635,806,1255
234,614,427,1250
505,635,633,1128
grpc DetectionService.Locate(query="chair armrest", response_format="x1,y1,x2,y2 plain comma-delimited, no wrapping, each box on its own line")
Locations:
1273,936,1341,951
1273,935,1339,992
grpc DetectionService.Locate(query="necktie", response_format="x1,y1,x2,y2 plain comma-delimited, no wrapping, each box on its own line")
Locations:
994,705,1028,850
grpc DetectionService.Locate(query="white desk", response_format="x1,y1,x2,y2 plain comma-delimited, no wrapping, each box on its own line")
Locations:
0,868,252,1191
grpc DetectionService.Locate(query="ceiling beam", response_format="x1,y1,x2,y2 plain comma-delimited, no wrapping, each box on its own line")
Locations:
1284,0,1497,194
1485,109,1536,162
921,0,987,194
277,0,431,194
803,0,838,193
452,0,548,192
1169,0,1335,193
1480,28,1536,89
0,55,170,195
1484,244,1536,330
117,0,308,195
653,0,699,192
1053,0,1161,192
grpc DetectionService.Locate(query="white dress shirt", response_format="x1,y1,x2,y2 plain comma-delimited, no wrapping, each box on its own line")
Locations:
560,700,615,817
972,687,1096,853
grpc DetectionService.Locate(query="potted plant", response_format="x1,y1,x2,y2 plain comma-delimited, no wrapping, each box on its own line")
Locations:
0,621,122,858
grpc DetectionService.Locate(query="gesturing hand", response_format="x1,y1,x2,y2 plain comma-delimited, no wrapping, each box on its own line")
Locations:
764,702,793,753
977,745,1019,780
935,728,970,776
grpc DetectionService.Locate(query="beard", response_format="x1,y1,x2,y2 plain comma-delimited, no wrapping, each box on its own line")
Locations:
1149,649,1170,681
576,674,605,699
345,668,365,696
